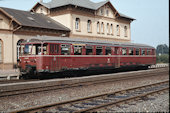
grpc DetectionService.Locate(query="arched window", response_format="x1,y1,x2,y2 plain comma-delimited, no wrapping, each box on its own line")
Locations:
97,21,100,33
110,24,113,35
75,18,80,31
124,26,128,37
116,25,120,36
107,23,110,34
0,39,3,62
101,22,104,33
17,39,24,61
87,20,92,33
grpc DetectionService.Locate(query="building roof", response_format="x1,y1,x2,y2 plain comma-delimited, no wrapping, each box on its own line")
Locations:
0,7,70,31
36,0,134,20
39,0,109,10
24,36,154,49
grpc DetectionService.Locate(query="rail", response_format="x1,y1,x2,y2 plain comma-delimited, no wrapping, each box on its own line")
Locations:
0,68,168,97
11,80,169,113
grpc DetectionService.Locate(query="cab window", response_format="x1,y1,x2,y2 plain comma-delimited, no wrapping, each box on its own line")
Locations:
24,44,32,55
61,44,70,55
32,44,41,55
147,49,151,55
43,44,48,55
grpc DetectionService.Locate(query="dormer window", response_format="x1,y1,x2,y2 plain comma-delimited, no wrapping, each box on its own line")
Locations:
106,9,109,16
0,18,3,27
40,8,43,13
100,8,104,15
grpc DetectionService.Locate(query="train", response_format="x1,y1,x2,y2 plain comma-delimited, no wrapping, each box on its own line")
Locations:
18,36,156,77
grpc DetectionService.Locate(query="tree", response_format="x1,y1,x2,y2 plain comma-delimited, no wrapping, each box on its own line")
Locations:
156,44,169,55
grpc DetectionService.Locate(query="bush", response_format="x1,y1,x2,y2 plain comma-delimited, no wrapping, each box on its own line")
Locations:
156,54,169,63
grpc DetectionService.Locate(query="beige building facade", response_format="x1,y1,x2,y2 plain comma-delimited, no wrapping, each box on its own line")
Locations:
0,7,70,69
32,0,134,42
0,0,134,69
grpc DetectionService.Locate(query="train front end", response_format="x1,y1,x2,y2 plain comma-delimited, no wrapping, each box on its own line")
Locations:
18,41,48,77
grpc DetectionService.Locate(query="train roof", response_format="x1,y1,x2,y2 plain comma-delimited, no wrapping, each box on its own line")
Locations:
22,36,155,49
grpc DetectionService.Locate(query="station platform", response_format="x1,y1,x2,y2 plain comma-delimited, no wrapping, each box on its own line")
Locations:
0,69,20,80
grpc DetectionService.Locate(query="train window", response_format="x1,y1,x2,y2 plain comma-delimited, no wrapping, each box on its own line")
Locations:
24,44,32,55
32,44,41,55
147,49,151,55
136,48,140,55
141,49,145,55
50,44,59,54
122,48,127,55
74,46,82,55
61,44,70,55
43,44,48,55
96,46,103,55
129,48,134,55
152,49,156,55
114,47,119,55
86,46,93,55
105,47,111,55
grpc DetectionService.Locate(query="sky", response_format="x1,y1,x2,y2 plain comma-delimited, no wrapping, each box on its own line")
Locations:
0,0,169,48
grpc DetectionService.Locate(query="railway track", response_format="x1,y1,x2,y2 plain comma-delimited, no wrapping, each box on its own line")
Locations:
0,68,168,97
11,80,169,113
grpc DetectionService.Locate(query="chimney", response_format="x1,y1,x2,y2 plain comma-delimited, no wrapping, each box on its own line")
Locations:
40,0,43,3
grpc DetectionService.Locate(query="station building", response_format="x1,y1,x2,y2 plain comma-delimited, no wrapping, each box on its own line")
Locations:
0,0,134,69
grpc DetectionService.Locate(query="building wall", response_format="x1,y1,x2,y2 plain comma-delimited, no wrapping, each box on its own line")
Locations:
35,5,49,15
51,13,72,29
71,13,130,42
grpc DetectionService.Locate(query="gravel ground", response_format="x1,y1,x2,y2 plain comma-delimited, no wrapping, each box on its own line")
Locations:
0,73,169,112
100,91,169,112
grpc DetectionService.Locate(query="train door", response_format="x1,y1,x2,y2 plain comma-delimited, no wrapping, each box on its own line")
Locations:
114,47,120,68
50,44,60,72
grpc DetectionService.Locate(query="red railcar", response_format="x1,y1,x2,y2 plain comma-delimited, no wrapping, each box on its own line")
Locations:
18,36,156,77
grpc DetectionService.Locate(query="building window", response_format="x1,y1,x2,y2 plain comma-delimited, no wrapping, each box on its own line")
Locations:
106,9,109,16
87,20,92,33
75,18,80,31
110,24,113,35
0,39,2,62
0,19,3,28
107,23,110,34
40,8,43,13
124,26,128,37
116,25,120,36
97,22,100,33
100,8,104,15
101,22,104,33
